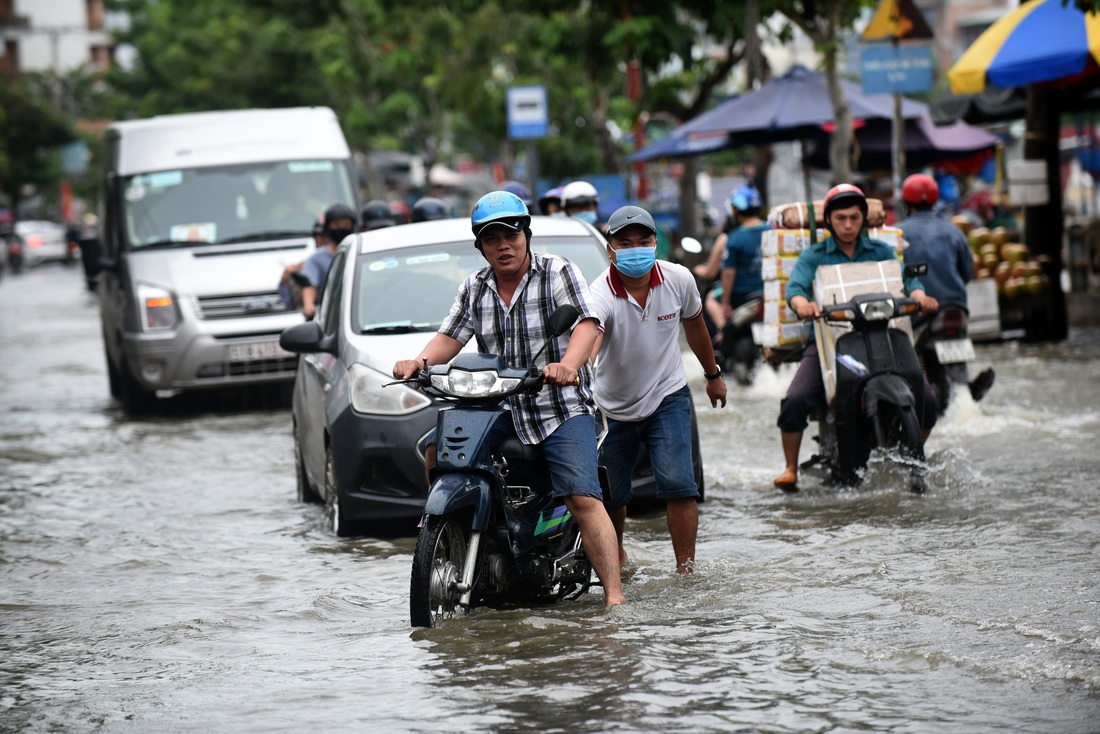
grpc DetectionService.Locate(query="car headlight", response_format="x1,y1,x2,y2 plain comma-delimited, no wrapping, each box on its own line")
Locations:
137,283,179,332
859,298,895,321
350,363,432,415
430,369,522,398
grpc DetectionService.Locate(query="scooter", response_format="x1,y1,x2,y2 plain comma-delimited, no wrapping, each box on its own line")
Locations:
717,292,764,386
801,292,930,491
401,306,596,628
912,300,994,413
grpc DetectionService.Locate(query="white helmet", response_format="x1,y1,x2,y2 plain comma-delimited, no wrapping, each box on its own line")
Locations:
561,180,599,209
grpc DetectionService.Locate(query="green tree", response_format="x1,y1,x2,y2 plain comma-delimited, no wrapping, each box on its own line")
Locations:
0,77,76,216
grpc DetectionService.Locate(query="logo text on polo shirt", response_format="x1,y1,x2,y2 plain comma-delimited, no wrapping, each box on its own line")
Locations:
657,312,677,321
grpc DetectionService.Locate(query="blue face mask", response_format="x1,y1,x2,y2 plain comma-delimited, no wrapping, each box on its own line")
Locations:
614,246,656,278
574,210,598,226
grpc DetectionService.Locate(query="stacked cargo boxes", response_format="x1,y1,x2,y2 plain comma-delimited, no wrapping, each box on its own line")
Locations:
756,223,907,350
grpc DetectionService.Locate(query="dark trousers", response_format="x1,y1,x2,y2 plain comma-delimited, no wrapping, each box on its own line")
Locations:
777,343,938,432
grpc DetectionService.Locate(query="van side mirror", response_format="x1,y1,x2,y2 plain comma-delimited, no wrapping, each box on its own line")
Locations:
904,262,928,278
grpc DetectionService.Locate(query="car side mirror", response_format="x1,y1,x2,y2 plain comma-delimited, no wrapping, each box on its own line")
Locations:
279,321,336,355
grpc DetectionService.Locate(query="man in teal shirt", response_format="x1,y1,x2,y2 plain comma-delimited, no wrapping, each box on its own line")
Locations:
774,185,939,490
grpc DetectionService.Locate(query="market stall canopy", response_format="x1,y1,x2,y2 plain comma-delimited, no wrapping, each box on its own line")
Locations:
627,130,734,163
666,64,925,146
808,112,1003,172
948,0,1100,95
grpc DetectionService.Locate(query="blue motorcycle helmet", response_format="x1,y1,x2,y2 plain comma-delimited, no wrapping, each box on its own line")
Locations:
728,185,762,216
470,191,532,247
500,180,532,206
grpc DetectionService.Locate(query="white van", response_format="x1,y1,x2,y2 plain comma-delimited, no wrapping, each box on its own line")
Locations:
95,107,358,411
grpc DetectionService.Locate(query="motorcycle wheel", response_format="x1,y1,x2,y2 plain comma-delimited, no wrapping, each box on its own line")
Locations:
872,404,924,462
410,513,470,628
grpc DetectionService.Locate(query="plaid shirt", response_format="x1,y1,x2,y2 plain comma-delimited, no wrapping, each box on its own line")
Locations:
439,251,596,444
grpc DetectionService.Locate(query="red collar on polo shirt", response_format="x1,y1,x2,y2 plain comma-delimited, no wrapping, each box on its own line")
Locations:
606,262,665,298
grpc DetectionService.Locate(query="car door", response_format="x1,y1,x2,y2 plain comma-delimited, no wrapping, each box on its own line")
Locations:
298,247,349,493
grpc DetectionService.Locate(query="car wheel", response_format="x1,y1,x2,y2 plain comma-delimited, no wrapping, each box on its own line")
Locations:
294,429,321,504
106,348,122,399
324,444,352,537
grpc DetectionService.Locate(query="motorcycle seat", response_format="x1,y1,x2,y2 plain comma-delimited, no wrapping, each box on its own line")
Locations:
497,438,544,464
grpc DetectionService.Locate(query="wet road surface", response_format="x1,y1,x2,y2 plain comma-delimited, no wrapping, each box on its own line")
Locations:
2,264,1098,732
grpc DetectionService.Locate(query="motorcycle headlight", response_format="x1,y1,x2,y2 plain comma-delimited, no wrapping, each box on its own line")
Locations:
137,283,179,332
350,364,432,415
430,369,521,398
859,298,895,321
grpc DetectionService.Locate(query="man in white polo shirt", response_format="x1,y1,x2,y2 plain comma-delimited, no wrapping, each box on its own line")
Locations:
589,205,728,574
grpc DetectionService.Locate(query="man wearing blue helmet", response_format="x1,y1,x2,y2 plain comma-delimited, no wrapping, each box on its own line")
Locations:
393,190,625,607
719,185,768,320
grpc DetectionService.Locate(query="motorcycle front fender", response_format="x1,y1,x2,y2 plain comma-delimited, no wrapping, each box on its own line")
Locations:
862,374,915,417
423,473,493,531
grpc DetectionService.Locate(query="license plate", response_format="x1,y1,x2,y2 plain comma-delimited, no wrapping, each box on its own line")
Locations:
228,340,291,362
750,322,765,345
934,338,975,364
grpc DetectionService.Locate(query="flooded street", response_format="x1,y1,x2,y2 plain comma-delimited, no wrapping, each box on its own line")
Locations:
2,264,1098,733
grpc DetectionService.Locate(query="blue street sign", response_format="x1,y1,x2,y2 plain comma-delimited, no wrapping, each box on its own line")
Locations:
860,45,935,95
507,85,549,140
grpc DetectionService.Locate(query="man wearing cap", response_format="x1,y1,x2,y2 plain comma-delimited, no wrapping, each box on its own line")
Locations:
589,205,728,574
393,190,625,607
300,203,357,319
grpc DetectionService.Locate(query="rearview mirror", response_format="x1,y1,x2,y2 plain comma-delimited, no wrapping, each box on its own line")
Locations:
279,321,336,355
680,237,703,254
546,305,580,337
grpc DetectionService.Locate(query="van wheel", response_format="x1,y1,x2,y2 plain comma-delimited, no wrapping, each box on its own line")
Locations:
116,352,157,414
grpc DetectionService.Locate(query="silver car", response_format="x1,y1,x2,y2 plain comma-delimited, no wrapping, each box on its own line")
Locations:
13,220,72,268
280,216,704,536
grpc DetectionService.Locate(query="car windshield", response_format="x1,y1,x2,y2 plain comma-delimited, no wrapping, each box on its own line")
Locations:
121,160,355,250
353,235,610,334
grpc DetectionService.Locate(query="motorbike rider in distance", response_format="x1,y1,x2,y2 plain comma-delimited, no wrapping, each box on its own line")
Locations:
561,181,601,229
360,199,397,231
392,190,625,607
410,197,453,222
299,203,357,319
538,186,565,216
897,173,995,403
774,184,939,491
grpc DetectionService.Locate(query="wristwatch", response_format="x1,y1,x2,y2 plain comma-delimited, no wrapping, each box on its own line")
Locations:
703,366,722,381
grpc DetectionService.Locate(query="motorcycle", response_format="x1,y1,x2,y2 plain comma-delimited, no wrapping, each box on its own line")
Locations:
801,291,930,491
717,292,764,386
912,300,995,413
401,306,596,628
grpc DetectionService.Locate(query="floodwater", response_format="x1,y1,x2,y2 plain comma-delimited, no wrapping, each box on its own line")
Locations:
2,264,1098,733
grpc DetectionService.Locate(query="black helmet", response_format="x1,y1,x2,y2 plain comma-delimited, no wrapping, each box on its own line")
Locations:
410,197,452,223
323,203,357,227
360,199,396,230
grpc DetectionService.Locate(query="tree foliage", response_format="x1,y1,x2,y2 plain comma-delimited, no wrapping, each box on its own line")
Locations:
0,77,76,213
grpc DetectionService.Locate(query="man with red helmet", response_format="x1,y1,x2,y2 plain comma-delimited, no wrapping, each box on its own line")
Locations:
896,173,994,403
773,184,939,490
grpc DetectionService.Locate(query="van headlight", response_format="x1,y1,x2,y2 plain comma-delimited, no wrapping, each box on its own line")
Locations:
138,283,179,332
350,364,431,415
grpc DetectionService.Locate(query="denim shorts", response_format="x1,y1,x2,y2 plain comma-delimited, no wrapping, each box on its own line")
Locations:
428,412,602,501
599,385,699,511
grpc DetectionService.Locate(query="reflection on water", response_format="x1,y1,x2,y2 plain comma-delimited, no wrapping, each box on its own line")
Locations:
1,268,1099,732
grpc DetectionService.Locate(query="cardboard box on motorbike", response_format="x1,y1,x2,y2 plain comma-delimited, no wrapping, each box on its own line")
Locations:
814,260,913,403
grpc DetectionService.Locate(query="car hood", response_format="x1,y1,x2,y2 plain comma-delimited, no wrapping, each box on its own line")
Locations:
126,242,312,297
345,331,475,375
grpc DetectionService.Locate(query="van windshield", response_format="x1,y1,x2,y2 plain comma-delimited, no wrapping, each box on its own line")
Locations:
121,160,356,250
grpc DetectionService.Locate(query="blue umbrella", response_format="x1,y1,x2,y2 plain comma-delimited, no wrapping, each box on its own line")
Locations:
673,64,926,144
627,130,734,162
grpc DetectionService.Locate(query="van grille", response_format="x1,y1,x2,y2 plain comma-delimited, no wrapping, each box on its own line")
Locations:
197,292,288,319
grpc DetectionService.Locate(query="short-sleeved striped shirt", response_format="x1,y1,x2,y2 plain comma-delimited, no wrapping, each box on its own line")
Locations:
439,251,597,444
